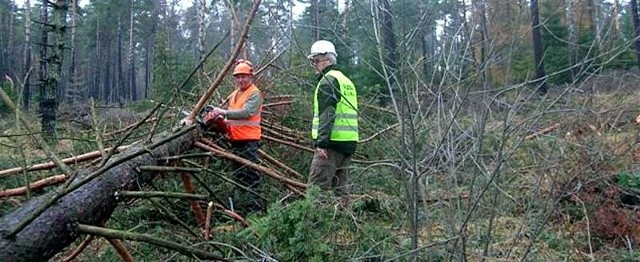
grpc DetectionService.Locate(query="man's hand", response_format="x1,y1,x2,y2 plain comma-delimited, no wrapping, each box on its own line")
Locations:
316,148,328,160
203,108,226,123
212,107,226,117
203,111,216,123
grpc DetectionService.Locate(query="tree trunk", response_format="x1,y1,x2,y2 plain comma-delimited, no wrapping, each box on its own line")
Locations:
129,0,137,101
311,0,318,41
471,0,487,74
631,0,640,66
145,0,161,99
379,0,397,73
39,0,67,140
594,0,602,47
286,0,293,65
22,0,32,110
117,18,126,103
92,17,101,101
379,0,398,105
227,0,238,55
197,0,206,78
612,0,621,40
460,0,476,77
144,41,151,98
38,0,52,139
419,2,428,78
341,0,350,35
530,0,547,94
67,0,79,104
0,129,199,262
104,37,112,104
567,0,578,79
7,1,15,77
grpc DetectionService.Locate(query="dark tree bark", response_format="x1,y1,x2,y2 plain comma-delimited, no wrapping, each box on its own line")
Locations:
144,0,160,99
631,0,640,66
530,0,547,94
380,0,397,75
39,0,67,140
38,0,53,139
144,41,151,98
104,38,112,104
90,17,100,100
7,1,15,77
471,0,487,72
52,1,68,104
0,129,198,262
379,0,398,105
117,18,126,102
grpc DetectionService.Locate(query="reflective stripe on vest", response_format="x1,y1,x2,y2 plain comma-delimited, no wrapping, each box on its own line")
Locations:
228,84,262,141
312,70,359,141
227,119,261,127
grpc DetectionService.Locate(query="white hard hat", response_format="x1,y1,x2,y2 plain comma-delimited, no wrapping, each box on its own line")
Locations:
307,40,337,59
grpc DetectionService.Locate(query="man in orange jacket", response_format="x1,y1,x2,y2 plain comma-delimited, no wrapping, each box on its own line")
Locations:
204,59,264,213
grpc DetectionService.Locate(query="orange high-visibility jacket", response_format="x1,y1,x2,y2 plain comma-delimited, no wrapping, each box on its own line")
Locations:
227,84,262,141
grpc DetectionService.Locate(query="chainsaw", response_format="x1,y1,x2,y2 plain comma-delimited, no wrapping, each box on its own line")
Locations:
181,105,228,134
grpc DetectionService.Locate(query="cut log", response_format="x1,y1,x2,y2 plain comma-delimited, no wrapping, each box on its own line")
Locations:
0,146,128,178
0,128,199,262
0,174,67,198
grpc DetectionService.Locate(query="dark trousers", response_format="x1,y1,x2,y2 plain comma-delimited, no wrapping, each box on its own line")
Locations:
228,140,263,212
228,141,260,188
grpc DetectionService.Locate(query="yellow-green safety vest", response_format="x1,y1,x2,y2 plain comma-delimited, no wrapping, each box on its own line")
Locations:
312,70,359,141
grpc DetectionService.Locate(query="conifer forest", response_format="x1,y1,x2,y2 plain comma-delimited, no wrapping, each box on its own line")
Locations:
1,0,640,261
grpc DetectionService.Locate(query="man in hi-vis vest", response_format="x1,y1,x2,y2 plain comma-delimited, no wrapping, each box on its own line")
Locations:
306,40,358,207
204,59,264,213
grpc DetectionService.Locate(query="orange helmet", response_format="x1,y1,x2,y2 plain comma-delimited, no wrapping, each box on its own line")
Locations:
233,59,253,76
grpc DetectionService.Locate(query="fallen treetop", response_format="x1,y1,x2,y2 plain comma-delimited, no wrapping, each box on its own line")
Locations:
0,127,199,262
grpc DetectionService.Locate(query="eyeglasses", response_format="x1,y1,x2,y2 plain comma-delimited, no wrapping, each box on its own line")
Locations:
310,57,328,65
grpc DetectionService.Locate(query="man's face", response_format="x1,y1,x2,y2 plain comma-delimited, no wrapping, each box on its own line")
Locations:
233,74,252,90
310,55,330,73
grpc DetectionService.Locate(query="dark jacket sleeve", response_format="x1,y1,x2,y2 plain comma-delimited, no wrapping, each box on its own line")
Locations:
315,75,340,148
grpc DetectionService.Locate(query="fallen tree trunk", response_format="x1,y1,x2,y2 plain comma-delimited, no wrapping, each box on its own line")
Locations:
0,127,199,262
